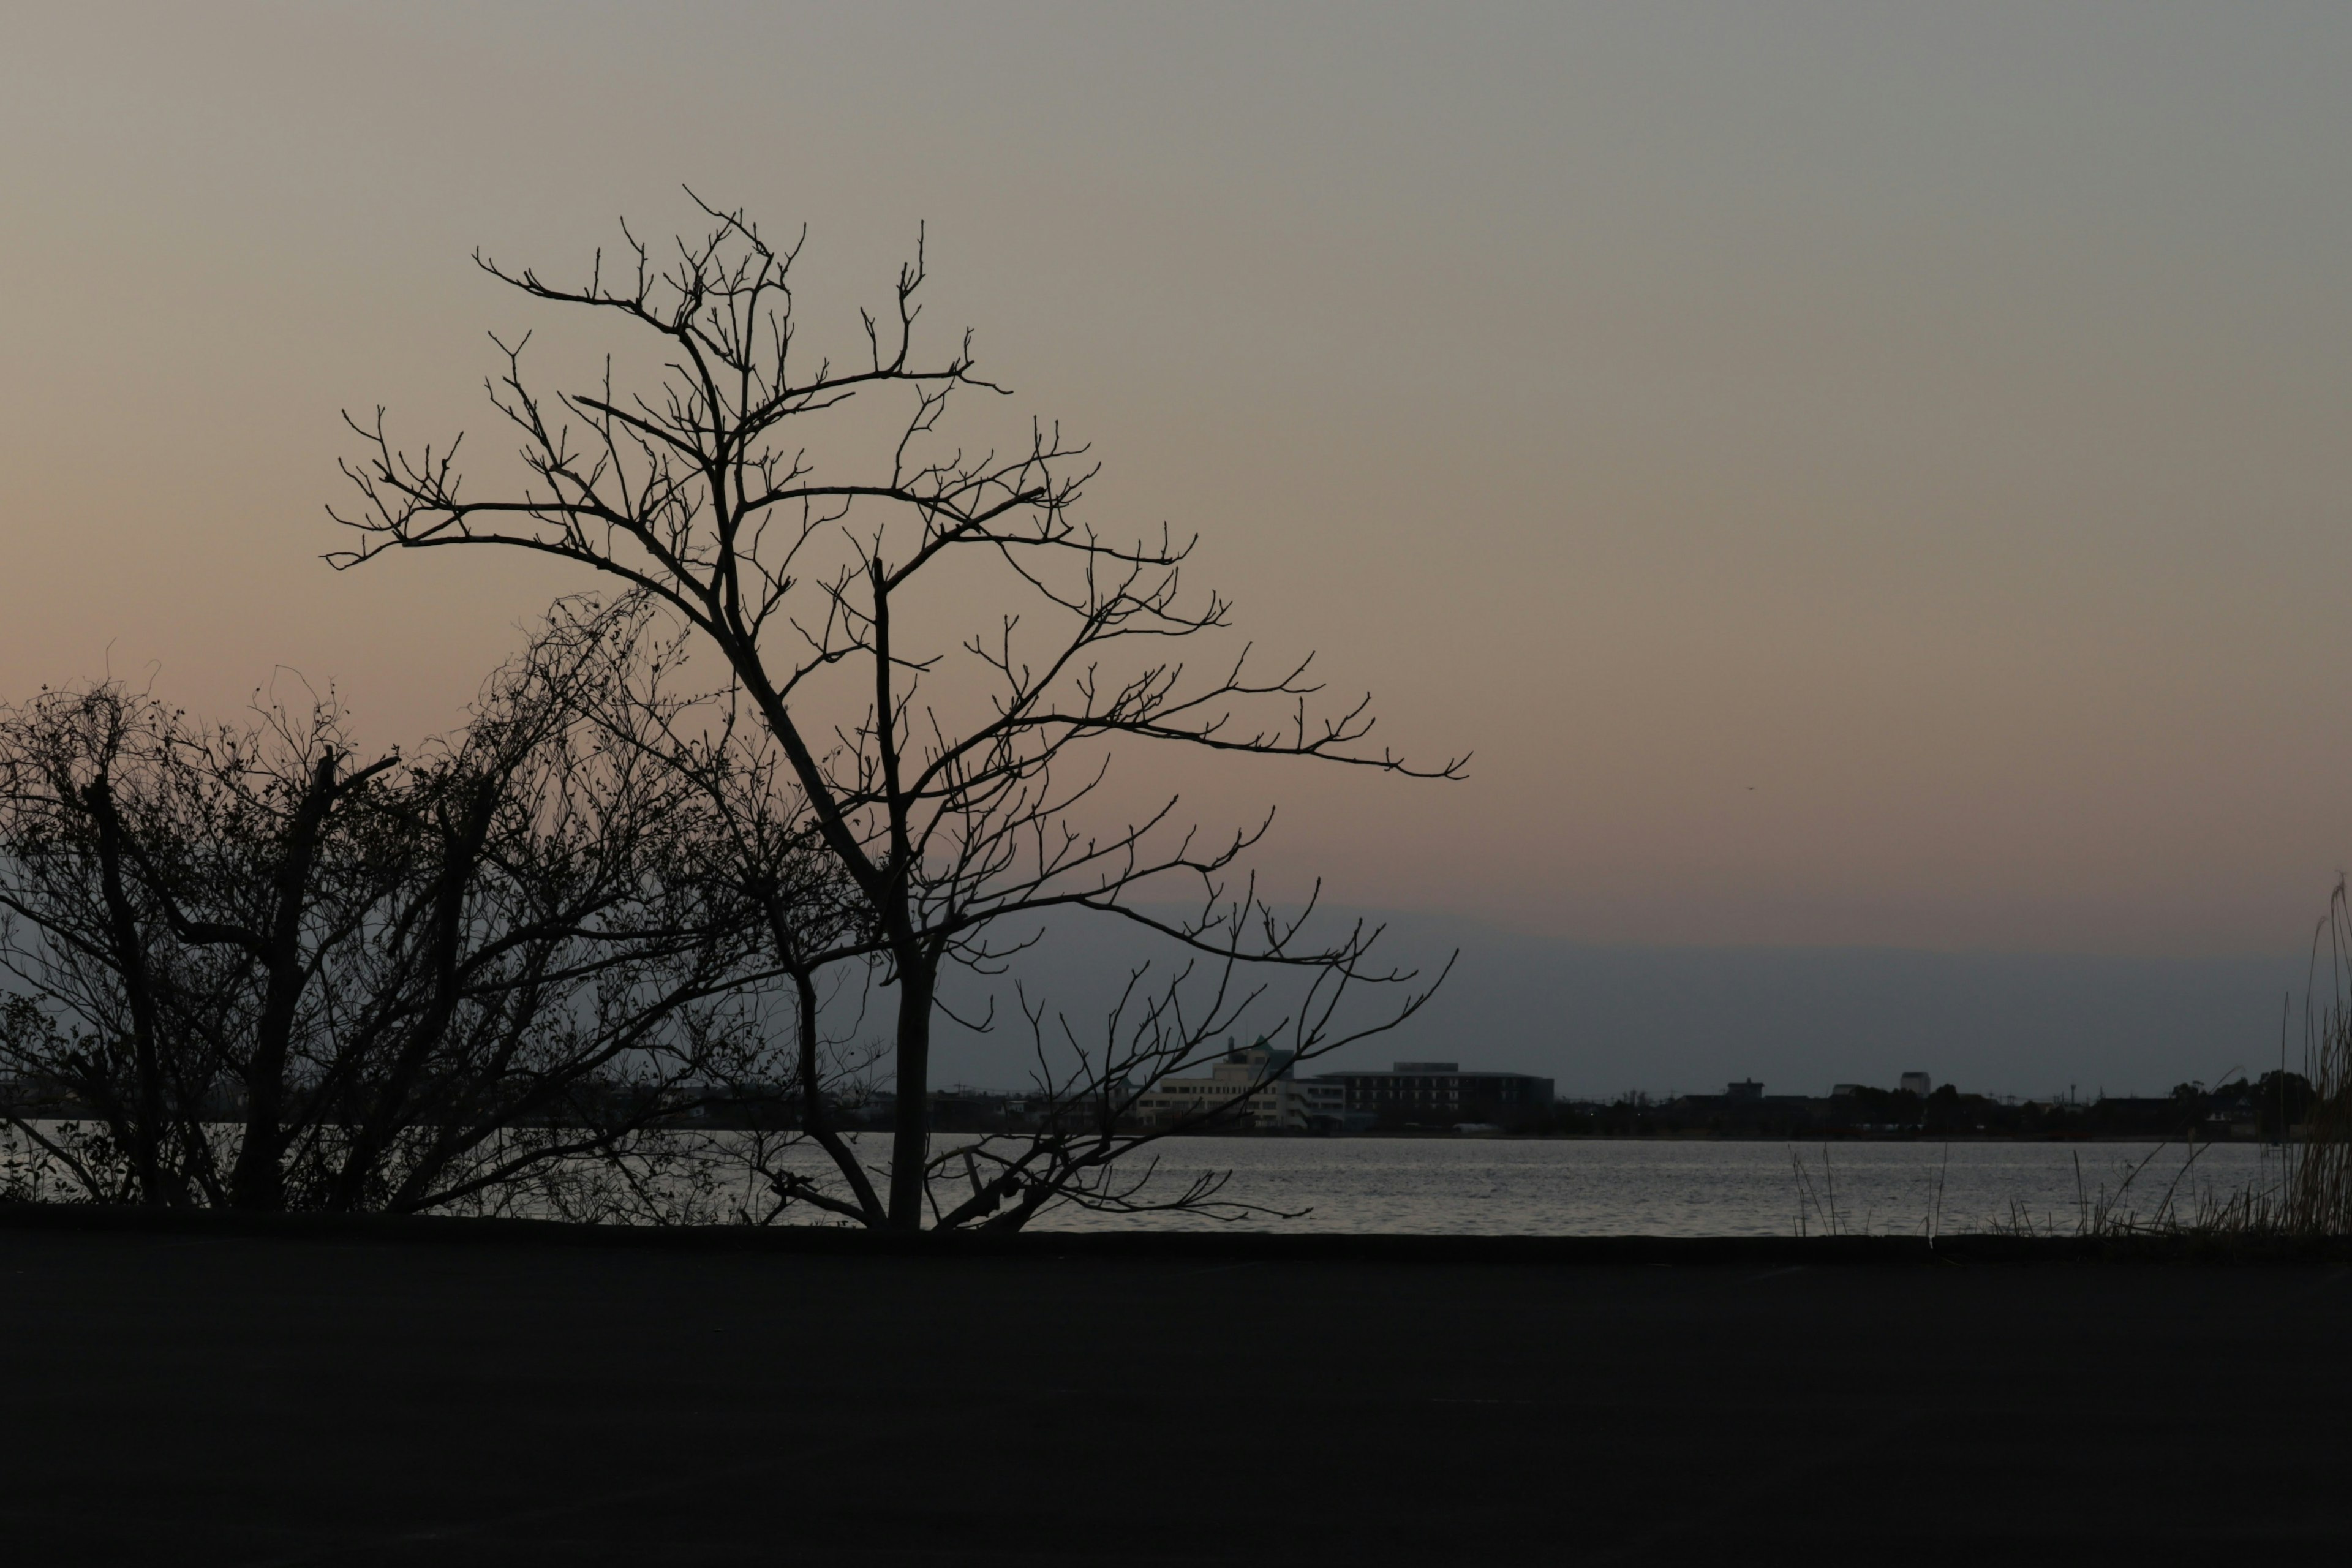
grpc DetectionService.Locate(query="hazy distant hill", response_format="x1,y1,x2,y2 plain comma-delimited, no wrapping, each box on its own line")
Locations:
924,909,2312,1102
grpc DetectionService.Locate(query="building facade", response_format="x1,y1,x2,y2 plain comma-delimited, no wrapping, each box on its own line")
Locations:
1137,1052,1556,1133
1311,1061,1556,1128
1135,1043,1326,1131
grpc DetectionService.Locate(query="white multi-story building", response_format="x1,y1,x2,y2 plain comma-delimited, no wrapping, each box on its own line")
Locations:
1135,1043,1336,1131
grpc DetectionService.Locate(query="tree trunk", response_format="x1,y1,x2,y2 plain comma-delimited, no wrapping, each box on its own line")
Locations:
82,779,172,1205
793,963,884,1226
886,952,934,1230
228,754,341,1212
325,789,492,1211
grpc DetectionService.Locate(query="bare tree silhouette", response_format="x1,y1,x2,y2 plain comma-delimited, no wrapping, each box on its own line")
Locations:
331,198,1463,1229
0,601,792,1213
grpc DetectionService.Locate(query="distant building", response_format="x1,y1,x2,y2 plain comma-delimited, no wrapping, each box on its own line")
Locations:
1899,1072,1932,1097
1136,1042,1327,1131
1292,1077,1349,1128
1309,1061,1555,1128
1725,1080,1763,1102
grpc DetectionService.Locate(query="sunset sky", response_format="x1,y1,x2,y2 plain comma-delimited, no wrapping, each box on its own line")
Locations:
7,3,2352,960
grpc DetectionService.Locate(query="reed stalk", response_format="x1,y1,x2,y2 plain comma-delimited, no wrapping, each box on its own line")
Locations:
2278,882,2352,1233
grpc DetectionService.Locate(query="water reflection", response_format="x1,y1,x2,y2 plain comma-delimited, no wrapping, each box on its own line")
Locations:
1012,1136,2281,1237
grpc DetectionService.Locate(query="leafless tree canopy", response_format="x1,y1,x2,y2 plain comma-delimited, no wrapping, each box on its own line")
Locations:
332,197,1464,1230
0,601,797,1214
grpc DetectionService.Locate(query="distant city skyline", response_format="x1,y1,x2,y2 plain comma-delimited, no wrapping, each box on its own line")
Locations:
7,6,2352,959
922,907,2312,1104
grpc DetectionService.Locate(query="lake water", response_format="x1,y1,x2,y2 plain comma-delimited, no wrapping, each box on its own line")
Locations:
1014,1136,2282,1236
0,1121,2283,1235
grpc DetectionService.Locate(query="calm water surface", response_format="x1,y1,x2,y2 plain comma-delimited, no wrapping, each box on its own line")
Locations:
1017,1136,2280,1236
1,1124,2275,1235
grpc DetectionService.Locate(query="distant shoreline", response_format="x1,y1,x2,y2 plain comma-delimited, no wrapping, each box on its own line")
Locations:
1147,1128,2288,1144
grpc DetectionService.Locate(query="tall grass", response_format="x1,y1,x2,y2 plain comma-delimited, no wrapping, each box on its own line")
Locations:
2274,881,2352,1234
1963,881,2352,1241
1786,1133,2320,1242
1983,1138,2281,1239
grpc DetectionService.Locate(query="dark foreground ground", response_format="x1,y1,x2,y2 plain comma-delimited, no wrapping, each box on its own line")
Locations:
2,1218,2348,1566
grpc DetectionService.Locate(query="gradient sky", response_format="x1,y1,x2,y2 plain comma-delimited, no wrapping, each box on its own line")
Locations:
6,3,2352,959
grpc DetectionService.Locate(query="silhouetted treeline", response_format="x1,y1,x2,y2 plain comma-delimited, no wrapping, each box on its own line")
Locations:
1538,1073,2314,1140
0,603,832,1215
